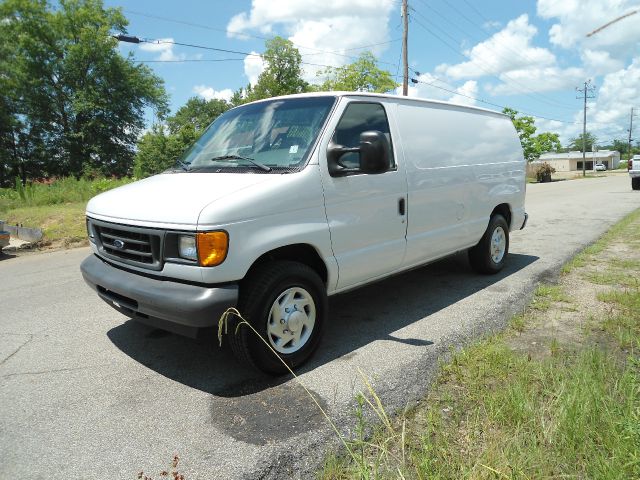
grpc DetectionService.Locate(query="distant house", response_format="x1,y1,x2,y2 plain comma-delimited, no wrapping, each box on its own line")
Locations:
534,150,621,171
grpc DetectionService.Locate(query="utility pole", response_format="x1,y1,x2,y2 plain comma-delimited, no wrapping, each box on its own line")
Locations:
628,107,636,161
402,0,409,96
576,80,596,176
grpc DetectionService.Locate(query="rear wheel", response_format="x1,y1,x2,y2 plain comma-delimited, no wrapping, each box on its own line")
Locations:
229,261,327,375
468,214,509,274
632,177,640,190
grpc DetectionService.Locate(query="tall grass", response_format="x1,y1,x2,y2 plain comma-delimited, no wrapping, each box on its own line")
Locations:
319,210,640,479
0,177,132,213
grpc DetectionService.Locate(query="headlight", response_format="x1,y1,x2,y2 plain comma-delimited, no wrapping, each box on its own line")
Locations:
178,235,197,261
197,231,228,267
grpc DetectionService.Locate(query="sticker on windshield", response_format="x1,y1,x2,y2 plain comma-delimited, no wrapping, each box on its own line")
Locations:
289,145,299,154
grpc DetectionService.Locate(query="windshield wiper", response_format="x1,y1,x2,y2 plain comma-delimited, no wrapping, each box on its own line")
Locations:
175,159,191,171
210,154,272,172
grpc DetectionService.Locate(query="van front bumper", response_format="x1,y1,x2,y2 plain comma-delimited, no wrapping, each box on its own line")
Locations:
80,255,238,332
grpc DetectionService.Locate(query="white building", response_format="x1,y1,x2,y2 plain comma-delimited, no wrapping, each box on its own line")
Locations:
535,150,621,171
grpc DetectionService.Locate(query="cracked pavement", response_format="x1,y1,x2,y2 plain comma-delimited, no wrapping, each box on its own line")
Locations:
1,173,639,479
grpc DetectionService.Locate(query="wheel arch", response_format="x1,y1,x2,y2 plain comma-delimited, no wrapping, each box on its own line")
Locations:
245,243,329,286
491,203,512,231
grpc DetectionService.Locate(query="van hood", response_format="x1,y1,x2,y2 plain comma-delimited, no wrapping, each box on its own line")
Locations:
86,172,276,228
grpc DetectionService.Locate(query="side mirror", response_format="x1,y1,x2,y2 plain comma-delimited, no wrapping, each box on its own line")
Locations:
359,130,390,174
327,130,390,176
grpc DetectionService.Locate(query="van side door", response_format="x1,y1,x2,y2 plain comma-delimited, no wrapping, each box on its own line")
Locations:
319,100,408,290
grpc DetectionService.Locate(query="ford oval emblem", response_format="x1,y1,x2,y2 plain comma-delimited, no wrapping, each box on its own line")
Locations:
112,239,125,250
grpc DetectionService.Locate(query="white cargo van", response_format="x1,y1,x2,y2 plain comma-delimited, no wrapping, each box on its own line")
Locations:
81,92,527,373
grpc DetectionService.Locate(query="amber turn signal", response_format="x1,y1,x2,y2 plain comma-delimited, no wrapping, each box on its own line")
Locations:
196,231,228,267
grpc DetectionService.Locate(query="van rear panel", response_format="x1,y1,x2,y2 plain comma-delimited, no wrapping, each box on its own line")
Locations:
393,101,525,268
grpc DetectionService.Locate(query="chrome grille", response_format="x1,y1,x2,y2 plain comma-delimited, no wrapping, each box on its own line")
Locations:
90,219,163,270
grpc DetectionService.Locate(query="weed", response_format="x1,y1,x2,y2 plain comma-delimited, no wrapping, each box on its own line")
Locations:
137,454,185,480
530,284,569,311
1,176,133,245
586,270,640,287
0,176,132,212
561,208,640,275
510,313,526,332
217,308,360,469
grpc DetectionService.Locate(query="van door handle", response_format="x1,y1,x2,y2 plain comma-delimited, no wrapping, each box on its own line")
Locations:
398,198,406,216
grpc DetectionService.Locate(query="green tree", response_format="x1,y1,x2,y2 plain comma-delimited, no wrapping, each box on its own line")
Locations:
610,139,629,155
319,52,397,93
166,97,229,134
0,0,168,181
569,132,597,152
503,108,538,161
133,124,186,178
246,37,309,102
229,87,247,107
134,96,230,177
503,108,563,161
532,132,561,155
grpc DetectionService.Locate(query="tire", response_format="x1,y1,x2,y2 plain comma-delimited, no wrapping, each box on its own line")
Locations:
632,177,640,190
229,261,327,375
468,214,509,274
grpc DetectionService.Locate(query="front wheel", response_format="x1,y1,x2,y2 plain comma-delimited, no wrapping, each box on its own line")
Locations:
468,214,509,274
229,261,327,375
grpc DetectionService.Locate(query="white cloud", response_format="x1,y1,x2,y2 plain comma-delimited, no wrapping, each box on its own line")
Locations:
449,81,479,106
436,15,555,80
532,58,640,145
537,0,640,56
581,49,625,75
433,14,592,96
589,57,640,139
193,85,234,102
139,38,185,61
487,66,585,95
243,53,265,86
228,0,396,82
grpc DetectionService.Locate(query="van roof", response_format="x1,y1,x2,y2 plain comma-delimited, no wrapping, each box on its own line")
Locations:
243,91,508,118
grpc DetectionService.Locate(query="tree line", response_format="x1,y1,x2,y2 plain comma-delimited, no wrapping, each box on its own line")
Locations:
502,109,637,162
2,0,635,186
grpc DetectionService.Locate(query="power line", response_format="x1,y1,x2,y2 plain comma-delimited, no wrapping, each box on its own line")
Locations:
116,35,407,81
410,77,581,124
115,35,609,130
123,9,401,67
410,4,577,110
459,0,494,27
138,58,245,63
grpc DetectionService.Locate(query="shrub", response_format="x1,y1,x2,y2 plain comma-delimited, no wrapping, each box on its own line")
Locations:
536,162,556,183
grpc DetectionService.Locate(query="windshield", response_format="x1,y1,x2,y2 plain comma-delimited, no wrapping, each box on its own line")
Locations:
180,96,336,172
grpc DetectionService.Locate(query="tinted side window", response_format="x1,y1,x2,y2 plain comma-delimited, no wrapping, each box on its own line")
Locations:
332,102,394,170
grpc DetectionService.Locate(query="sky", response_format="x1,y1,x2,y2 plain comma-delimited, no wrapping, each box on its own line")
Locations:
104,0,640,147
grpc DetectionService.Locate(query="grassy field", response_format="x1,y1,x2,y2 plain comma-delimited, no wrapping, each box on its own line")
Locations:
319,209,640,479
0,177,131,246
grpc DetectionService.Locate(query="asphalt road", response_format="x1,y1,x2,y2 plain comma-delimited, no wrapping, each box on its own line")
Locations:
1,173,639,479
